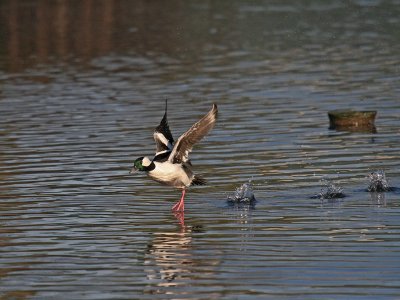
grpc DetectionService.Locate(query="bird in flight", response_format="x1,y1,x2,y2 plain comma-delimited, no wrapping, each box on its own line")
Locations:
130,100,218,212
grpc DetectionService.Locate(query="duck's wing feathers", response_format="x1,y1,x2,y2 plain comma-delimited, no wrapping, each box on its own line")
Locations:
169,104,218,164
153,100,174,159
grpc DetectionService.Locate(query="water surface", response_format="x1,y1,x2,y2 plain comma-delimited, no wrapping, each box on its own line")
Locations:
1,1,400,299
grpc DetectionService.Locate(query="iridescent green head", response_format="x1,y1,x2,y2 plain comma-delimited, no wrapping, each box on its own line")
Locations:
130,156,154,173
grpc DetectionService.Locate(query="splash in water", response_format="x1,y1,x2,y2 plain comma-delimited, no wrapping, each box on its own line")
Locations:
316,179,345,200
227,181,256,204
367,170,391,192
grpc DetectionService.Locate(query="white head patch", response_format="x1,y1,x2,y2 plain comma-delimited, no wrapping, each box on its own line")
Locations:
142,157,152,167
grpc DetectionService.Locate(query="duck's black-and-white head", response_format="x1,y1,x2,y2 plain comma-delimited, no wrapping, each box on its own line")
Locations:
130,156,154,173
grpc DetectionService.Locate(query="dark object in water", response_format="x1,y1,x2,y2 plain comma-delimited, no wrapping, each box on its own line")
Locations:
367,170,392,192
328,110,377,132
227,181,256,204
315,179,346,200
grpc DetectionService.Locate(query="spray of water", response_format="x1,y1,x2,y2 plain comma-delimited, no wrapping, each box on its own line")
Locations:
227,181,256,203
367,170,391,192
317,179,345,200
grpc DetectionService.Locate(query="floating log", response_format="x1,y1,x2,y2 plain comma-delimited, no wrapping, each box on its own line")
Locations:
328,110,377,132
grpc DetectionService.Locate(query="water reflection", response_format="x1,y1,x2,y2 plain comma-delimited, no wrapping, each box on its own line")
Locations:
0,138,30,291
143,226,195,295
1,0,194,72
172,211,185,228
369,191,386,206
0,291,36,300
226,203,255,253
1,0,400,298
143,222,223,298
2,0,116,71
229,204,254,225
3,0,399,73
0,197,38,300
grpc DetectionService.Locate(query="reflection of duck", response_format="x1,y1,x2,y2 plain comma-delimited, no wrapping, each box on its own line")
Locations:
144,228,194,287
130,101,218,212
144,223,222,296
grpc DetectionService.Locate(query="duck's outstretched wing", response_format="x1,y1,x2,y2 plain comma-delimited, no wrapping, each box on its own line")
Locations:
169,104,218,164
153,100,174,161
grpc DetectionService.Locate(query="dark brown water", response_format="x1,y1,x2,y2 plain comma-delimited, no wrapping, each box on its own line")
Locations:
1,1,400,299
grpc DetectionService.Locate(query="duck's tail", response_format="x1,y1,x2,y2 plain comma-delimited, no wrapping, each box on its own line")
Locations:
192,175,207,186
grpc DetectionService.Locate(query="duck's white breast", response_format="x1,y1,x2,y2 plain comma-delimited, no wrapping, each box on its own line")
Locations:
148,161,192,188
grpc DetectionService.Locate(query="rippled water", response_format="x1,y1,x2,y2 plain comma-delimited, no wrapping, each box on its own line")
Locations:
1,0,400,299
